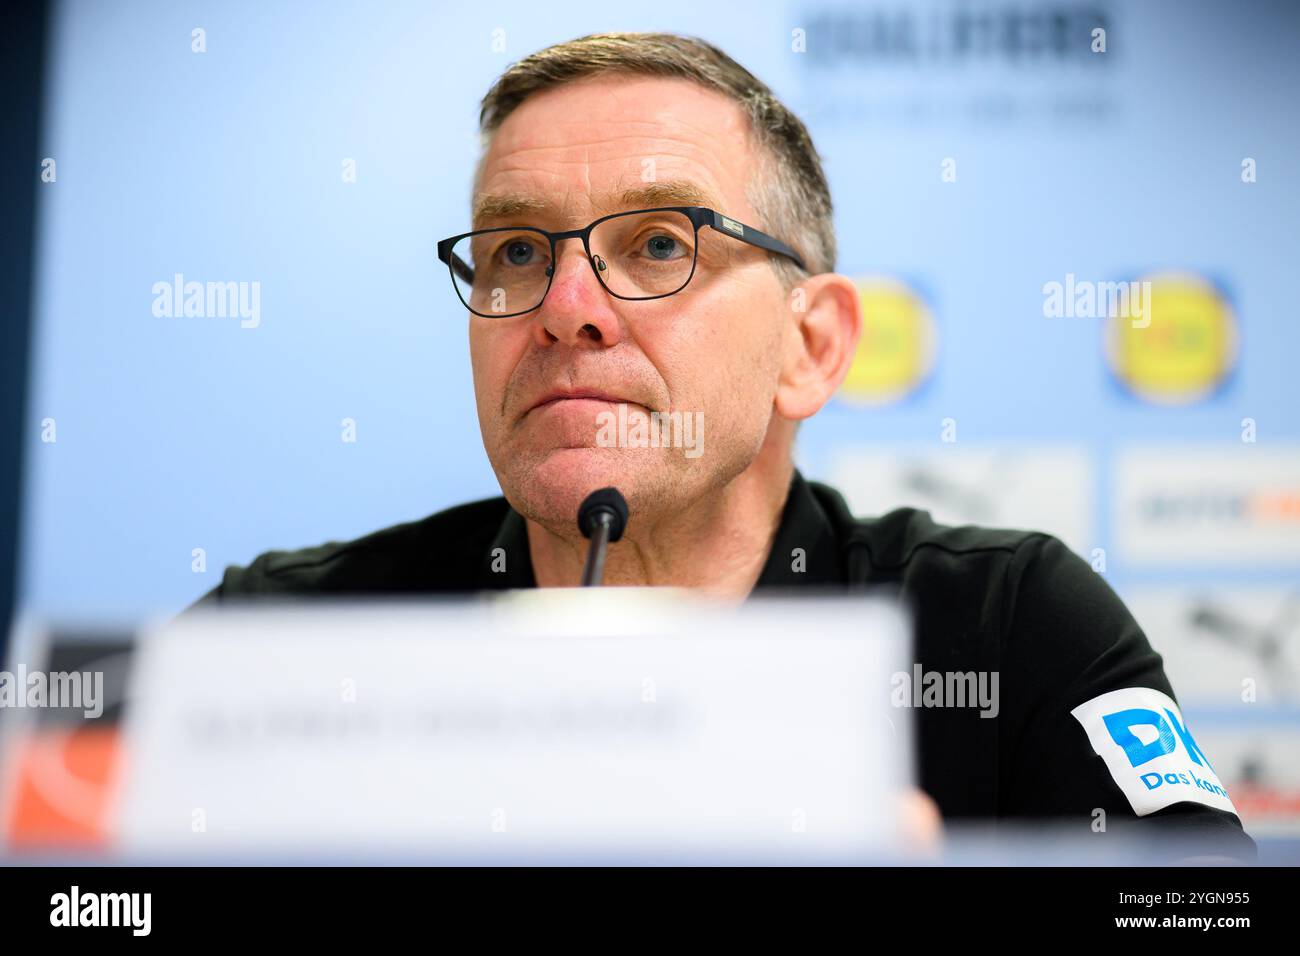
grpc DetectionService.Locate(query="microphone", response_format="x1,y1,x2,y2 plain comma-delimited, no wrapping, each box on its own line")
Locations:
577,487,629,587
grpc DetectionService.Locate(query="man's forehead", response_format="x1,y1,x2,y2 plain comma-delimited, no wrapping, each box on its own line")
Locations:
471,76,753,229
472,179,727,228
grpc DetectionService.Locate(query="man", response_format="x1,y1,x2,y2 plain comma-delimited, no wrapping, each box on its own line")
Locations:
196,32,1254,859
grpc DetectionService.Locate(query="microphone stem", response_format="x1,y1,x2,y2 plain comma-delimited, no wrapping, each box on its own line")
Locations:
580,514,612,586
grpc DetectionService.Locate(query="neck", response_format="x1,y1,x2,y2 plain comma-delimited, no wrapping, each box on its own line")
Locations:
526,422,796,599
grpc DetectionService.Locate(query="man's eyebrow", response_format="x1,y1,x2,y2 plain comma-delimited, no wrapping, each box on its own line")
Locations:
471,193,553,227
605,180,723,212
471,179,725,228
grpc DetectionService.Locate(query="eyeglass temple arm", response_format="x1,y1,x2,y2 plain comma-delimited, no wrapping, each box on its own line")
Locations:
437,237,475,285
706,210,808,273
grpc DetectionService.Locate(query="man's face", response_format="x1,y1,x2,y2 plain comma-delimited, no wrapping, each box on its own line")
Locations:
468,75,790,534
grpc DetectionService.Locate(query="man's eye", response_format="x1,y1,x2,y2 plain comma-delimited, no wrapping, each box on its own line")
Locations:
644,234,683,260
501,239,540,266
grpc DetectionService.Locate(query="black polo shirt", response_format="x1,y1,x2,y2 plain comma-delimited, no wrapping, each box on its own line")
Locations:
195,469,1256,860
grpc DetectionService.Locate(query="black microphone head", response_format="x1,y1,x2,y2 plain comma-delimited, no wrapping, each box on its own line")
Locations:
577,487,629,542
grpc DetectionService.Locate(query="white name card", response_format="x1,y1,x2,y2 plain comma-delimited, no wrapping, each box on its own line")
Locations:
114,591,912,863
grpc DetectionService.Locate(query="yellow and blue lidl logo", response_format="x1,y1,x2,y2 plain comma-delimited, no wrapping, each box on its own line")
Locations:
1105,272,1238,406
839,277,937,406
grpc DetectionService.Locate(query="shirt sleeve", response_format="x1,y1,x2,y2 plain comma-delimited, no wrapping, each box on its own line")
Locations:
996,533,1256,861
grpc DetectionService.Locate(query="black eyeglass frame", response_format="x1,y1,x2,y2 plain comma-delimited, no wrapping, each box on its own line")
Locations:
436,206,808,318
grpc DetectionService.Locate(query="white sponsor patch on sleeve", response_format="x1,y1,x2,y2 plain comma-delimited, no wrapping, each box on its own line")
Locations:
1070,687,1238,817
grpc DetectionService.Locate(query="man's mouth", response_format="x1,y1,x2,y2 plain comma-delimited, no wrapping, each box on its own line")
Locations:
527,389,638,414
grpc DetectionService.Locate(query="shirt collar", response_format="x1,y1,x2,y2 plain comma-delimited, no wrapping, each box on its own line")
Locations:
753,469,847,588
482,469,845,591
484,506,535,589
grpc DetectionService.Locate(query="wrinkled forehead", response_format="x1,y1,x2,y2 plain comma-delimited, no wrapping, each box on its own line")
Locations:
472,75,759,230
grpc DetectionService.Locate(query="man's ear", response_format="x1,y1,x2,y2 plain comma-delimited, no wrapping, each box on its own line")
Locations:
774,274,862,421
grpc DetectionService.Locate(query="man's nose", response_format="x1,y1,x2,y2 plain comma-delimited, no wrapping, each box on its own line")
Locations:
532,242,624,348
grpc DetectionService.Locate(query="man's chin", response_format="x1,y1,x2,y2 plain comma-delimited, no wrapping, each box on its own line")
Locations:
501,446,654,533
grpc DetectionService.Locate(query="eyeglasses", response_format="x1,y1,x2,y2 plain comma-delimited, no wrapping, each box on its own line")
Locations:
436,206,807,318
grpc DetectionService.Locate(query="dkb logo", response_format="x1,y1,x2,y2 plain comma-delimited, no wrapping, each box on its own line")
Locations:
1070,687,1236,817
1101,706,1214,771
